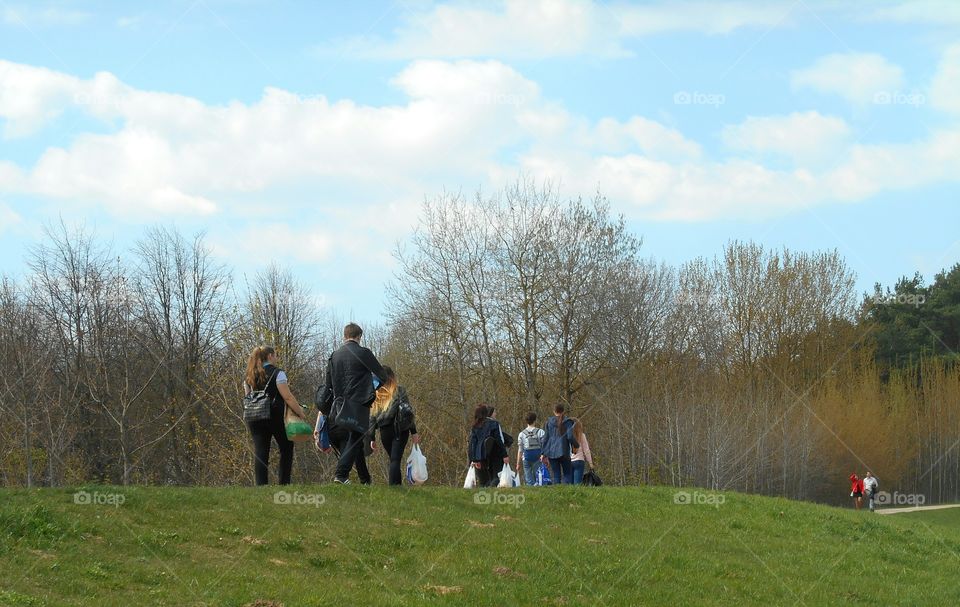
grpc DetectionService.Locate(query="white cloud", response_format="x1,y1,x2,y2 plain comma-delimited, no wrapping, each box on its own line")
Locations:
791,52,904,104
1,5,89,26
513,119,960,221
615,1,792,36
0,60,81,137
331,0,623,60
823,128,960,201
0,53,958,228
930,43,960,114
592,117,703,162
329,0,793,60
721,111,851,164
864,0,960,26
0,58,540,218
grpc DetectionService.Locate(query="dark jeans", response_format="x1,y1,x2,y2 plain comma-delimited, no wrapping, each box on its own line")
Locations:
331,428,370,484
572,460,586,484
248,412,293,486
549,455,573,485
379,425,410,486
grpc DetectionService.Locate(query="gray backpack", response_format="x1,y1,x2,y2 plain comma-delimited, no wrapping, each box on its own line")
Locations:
522,428,542,451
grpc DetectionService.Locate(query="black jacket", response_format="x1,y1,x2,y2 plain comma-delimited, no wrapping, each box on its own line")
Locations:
317,340,387,432
468,419,506,462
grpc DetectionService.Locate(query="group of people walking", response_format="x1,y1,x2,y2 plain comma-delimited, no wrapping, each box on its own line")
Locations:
242,322,598,488
243,323,420,486
468,402,596,487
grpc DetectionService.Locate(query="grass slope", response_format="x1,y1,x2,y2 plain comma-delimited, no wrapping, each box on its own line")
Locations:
1,485,958,606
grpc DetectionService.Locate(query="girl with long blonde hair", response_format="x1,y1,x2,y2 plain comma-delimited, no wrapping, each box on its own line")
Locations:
368,366,420,485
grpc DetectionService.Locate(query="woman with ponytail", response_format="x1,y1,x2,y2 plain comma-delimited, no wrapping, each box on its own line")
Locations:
541,403,578,485
243,345,307,485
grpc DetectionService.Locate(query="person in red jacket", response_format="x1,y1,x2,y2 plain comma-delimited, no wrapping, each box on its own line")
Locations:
850,473,864,510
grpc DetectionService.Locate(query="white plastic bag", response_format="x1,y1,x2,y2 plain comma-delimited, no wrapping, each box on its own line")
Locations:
512,470,521,487
498,467,514,488
406,445,428,484
463,466,477,488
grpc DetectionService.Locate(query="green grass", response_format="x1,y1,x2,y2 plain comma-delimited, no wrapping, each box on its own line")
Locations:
1,485,958,606
895,506,960,528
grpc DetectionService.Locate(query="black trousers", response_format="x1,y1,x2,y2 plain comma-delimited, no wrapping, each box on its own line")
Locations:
248,412,293,486
474,436,504,487
379,425,410,486
331,428,370,484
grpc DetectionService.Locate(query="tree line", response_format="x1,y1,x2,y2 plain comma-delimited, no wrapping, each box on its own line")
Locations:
1,182,957,505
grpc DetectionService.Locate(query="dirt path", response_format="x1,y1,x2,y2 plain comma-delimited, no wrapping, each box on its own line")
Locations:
876,503,960,515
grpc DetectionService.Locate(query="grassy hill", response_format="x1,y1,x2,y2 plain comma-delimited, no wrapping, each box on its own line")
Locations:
1,484,958,606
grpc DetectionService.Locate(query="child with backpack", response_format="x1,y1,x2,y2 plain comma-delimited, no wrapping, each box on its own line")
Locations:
468,404,510,487
540,403,578,485
516,412,546,486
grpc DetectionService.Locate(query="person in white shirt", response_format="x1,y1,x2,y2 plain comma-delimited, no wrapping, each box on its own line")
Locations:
863,472,879,511
570,418,594,484
515,412,546,486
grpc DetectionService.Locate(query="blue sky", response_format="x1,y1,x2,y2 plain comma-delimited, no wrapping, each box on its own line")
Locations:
1,0,958,321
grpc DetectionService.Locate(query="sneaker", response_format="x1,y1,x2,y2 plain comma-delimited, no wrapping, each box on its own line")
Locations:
333,478,351,485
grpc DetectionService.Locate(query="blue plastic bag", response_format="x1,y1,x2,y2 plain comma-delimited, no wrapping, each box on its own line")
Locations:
315,414,331,450
537,462,552,486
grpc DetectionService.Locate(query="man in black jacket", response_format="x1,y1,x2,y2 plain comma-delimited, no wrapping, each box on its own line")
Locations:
316,323,388,484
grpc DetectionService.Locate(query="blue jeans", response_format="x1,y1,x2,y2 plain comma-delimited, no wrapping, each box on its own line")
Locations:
549,456,573,485
522,459,539,486
572,460,585,485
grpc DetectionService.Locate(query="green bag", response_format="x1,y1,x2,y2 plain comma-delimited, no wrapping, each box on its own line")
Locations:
284,407,314,442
